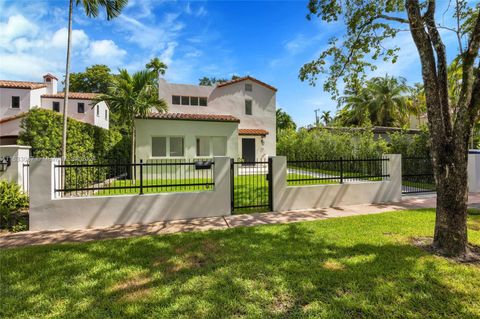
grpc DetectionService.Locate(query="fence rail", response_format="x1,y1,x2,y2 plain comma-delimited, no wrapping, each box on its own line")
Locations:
287,157,390,186
54,159,215,197
402,157,435,194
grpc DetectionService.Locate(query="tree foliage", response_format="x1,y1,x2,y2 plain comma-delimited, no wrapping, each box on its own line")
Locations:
300,0,480,257
276,108,297,132
198,75,241,86
68,64,114,93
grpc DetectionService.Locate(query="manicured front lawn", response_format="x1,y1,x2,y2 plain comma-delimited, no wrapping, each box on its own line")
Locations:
1,209,479,318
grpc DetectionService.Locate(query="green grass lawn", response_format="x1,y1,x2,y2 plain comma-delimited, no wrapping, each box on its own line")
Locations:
1,209,479,318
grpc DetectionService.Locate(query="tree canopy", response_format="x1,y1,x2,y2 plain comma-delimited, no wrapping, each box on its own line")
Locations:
198,75,240,86
68,64,114,93
276,108,297,132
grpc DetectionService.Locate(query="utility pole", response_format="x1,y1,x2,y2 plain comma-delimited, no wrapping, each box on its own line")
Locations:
314,108,321,127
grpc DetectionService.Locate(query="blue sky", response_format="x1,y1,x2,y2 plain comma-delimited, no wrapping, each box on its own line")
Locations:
0,0,468,126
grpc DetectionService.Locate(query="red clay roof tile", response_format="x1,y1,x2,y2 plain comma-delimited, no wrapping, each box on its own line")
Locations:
0,80,46,90
239,128,269,136
140,112,240,122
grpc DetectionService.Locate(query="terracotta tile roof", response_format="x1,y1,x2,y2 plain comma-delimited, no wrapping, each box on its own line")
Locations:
140,112,240,122
216,76,277,92
41,92,99,100
43,73,58,80
0,112,27,124
0,80,46,90
239,128,269,136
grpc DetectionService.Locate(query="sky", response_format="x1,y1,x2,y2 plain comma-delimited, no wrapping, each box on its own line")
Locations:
0,0,470,127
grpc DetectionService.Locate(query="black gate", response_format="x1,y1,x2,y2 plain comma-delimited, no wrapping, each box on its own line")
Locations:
231,158,272,213
402,157,436,194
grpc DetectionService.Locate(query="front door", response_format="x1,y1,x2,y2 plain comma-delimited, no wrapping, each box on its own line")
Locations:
242,138,256,162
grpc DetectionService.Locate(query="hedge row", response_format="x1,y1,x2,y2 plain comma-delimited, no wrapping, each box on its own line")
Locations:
277,128,430,160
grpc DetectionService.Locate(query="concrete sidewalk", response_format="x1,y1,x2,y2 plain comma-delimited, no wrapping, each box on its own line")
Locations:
1,193,479,249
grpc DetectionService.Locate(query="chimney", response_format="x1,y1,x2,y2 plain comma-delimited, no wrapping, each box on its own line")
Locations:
43,73,58,94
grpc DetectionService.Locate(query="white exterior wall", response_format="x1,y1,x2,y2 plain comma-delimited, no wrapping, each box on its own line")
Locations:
29,157,231,231
160,79,276,158
29,88,46,107
135,118,239,160
468,151,480,192
40,98,109,129
93,101,109,129
0,88,31,118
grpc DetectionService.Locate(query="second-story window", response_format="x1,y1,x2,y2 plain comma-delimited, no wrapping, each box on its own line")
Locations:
11,96,20,108
190,97,199,106
181,96,190,105
77,103,85,113
97,105,100,117
199,97,207,107
52,102,60,112
245,100,252,115
245,83,252,92
172,95,180,105
105,109,108,120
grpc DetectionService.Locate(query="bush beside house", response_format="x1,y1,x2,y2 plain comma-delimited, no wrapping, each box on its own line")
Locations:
0,180,29,231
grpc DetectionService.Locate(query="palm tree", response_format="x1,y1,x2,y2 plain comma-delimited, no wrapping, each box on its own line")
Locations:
98,69,168,165
61,0,127,161
320,111,332,126
367,76,410,127
146,57,168,77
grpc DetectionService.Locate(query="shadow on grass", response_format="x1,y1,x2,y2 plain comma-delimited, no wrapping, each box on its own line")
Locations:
1,222,479,318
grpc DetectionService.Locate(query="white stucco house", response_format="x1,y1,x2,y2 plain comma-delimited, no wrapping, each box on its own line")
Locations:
0,74,109,145
135,76,276,161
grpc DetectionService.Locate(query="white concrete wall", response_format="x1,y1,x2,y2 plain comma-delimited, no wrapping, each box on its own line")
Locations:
135,118,239,160
29,157,231,230
160,79,276,158
468,151,480,192
0,145,30,189
271,154,402,211
93,101,109,129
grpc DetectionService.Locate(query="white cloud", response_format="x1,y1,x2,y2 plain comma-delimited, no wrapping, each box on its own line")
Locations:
159,42,177,65
0,14,38,45
89,40,127,62
51,28,90,50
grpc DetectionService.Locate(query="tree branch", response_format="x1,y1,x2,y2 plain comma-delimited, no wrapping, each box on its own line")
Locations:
377,14,409,24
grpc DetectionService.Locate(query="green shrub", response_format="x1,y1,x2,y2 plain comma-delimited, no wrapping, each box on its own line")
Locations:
18,108,131,189
0,180,29,231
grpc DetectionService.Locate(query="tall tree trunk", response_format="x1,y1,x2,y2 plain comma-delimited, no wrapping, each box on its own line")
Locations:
61,0,73,161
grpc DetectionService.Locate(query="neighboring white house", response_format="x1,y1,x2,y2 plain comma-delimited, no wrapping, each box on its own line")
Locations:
0,74,109,145
135,76,276,161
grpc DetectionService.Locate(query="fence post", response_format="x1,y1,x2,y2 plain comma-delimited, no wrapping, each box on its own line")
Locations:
340,157,344,184
230,158,234,212
139,159,144,195
268,157,273,211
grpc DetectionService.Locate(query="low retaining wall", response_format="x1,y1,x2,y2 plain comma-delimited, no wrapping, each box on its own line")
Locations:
271,155,402,211
0,145,30,190
29,157,231,231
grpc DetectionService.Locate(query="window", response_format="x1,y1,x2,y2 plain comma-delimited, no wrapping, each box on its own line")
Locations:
196,137,210,157
199,97,207,106
245,83,252,92
152,137,167,157
52,101,60,112
46,78,51,82
105,109,108,120
212,137,227,156
181,96,189,105
190,96,199,106
245,100,252,115
169,137,184,157
96,105,100,117
11,96,20,109
172,95,181,105
77,103,85,113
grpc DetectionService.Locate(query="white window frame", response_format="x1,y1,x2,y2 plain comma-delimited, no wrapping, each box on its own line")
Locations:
151,136,185,159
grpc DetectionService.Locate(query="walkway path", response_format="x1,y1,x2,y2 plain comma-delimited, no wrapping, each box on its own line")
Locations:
2,193,479,248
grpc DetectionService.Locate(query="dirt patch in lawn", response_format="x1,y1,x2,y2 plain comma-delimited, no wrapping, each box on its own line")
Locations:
411,236,480,264
322,260,345,271
112,273,153,302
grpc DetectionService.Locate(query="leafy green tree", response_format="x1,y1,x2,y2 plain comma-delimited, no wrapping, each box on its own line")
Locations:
300,0,480,257
98,69,168,164
61,0,127,161
68,64,114,93
276,108,297,132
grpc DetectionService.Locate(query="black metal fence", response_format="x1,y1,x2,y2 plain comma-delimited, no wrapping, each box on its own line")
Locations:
402,157,436,194
287,157,390,186
54,159,215,197
230,159,272,213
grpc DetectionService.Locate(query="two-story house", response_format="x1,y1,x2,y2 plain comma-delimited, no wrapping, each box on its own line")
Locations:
134,76,276,161
0,74,109,145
